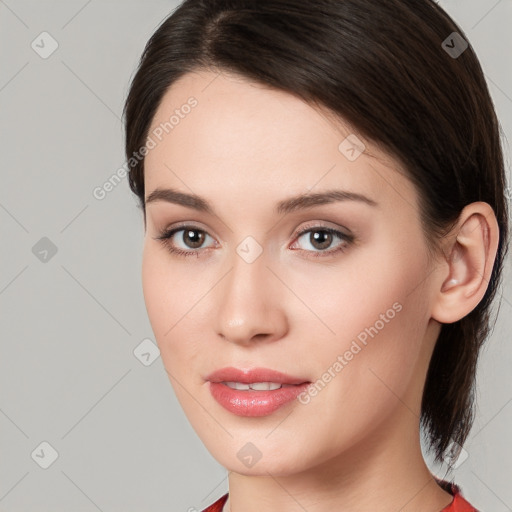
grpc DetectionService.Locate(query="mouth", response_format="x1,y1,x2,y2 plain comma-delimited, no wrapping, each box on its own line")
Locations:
222,381,297,390
205,367,311,417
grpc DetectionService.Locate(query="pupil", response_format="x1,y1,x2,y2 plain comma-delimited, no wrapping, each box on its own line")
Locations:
181,229,333,250
312,231,332,250
185,229,204,248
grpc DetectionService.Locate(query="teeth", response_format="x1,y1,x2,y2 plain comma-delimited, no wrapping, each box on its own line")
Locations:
224,381,283,391
251,382,282,391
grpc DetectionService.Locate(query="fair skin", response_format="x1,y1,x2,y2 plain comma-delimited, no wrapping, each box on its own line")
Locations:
140,69,499,512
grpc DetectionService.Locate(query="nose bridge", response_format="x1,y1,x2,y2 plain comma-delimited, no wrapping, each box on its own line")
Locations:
222,240,271,312
213,238,285,343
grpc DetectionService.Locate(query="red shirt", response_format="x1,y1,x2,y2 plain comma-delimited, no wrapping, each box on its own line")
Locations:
201,481,479,511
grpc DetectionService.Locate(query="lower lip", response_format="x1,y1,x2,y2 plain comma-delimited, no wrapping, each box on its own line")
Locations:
209,382,310,417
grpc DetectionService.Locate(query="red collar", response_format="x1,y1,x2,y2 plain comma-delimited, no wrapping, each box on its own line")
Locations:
202,493,228,512
439,482,479,511
202,482,478,511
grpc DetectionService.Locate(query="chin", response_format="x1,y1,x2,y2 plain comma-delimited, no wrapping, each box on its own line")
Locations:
203,434,325,477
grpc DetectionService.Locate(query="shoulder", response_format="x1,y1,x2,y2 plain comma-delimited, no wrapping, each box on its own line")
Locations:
201,492,229,512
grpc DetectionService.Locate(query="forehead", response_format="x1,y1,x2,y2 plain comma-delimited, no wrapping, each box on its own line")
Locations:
144,69,417,216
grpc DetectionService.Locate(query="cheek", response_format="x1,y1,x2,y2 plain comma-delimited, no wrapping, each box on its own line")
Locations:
285,235,427,352
141,247,215,434
141,244,206,376
292,245,430,443
141,245,168,338
142,245,183,354
304,303,425,462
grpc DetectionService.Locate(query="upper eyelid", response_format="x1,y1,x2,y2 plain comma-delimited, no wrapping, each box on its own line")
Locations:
159,221,350,238
157,222,352,248
154,223,354,260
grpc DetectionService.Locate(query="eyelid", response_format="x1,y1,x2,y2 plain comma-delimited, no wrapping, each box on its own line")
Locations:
155,222,217,247
155,220,351,243
156,221,215,242
154,220,354,258
291,220,352,240
290,222,354,256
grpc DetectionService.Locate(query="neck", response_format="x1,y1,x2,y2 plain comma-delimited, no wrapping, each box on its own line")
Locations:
224,410,453,512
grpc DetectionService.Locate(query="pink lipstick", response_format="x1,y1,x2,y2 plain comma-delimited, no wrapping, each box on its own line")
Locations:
206,367,310,417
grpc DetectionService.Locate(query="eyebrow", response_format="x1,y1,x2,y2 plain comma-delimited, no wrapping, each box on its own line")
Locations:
145,187,378,215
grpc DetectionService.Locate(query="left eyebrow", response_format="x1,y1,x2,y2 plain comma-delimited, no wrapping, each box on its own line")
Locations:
275,189,378,214
144,187,378,215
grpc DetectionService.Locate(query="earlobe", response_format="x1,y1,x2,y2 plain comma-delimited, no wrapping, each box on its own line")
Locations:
431,202,499,324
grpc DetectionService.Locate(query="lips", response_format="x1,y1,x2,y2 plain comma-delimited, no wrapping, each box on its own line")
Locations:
205,367,311,417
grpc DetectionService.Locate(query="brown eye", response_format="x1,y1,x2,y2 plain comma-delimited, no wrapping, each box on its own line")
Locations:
181,228,206,249
307,230,334,251
154,225,216,258
292,225,354,258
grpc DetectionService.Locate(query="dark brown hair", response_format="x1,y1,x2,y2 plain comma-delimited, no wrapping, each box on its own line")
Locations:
123,0,509,463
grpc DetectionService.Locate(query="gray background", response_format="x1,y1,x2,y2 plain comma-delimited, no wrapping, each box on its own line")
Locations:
0,1,511,511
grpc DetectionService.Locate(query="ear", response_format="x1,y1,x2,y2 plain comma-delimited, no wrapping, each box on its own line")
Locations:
431,202,500,324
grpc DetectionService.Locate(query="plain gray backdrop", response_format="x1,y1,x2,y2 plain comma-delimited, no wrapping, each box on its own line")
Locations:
1,1,511,511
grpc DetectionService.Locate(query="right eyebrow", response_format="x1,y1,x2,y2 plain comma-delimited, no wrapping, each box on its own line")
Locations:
275,189,378,214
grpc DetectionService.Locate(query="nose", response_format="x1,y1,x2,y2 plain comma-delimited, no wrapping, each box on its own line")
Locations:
213,249,288,346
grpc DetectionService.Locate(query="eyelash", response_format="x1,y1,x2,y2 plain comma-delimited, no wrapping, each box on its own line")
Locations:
153,222,355,259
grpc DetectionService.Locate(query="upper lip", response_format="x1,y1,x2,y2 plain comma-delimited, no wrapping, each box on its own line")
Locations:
205,367,309,385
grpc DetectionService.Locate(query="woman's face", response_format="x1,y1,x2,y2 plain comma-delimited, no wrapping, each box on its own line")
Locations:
141,69,442,475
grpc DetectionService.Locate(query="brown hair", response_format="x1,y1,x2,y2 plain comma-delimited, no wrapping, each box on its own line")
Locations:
123,0,509,463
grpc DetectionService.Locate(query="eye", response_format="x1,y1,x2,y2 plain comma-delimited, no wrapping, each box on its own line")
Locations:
154,224,216,258
153,222,355,259
291,223,354,258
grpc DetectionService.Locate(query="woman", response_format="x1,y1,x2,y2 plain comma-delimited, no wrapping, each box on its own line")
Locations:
123,1,509,510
